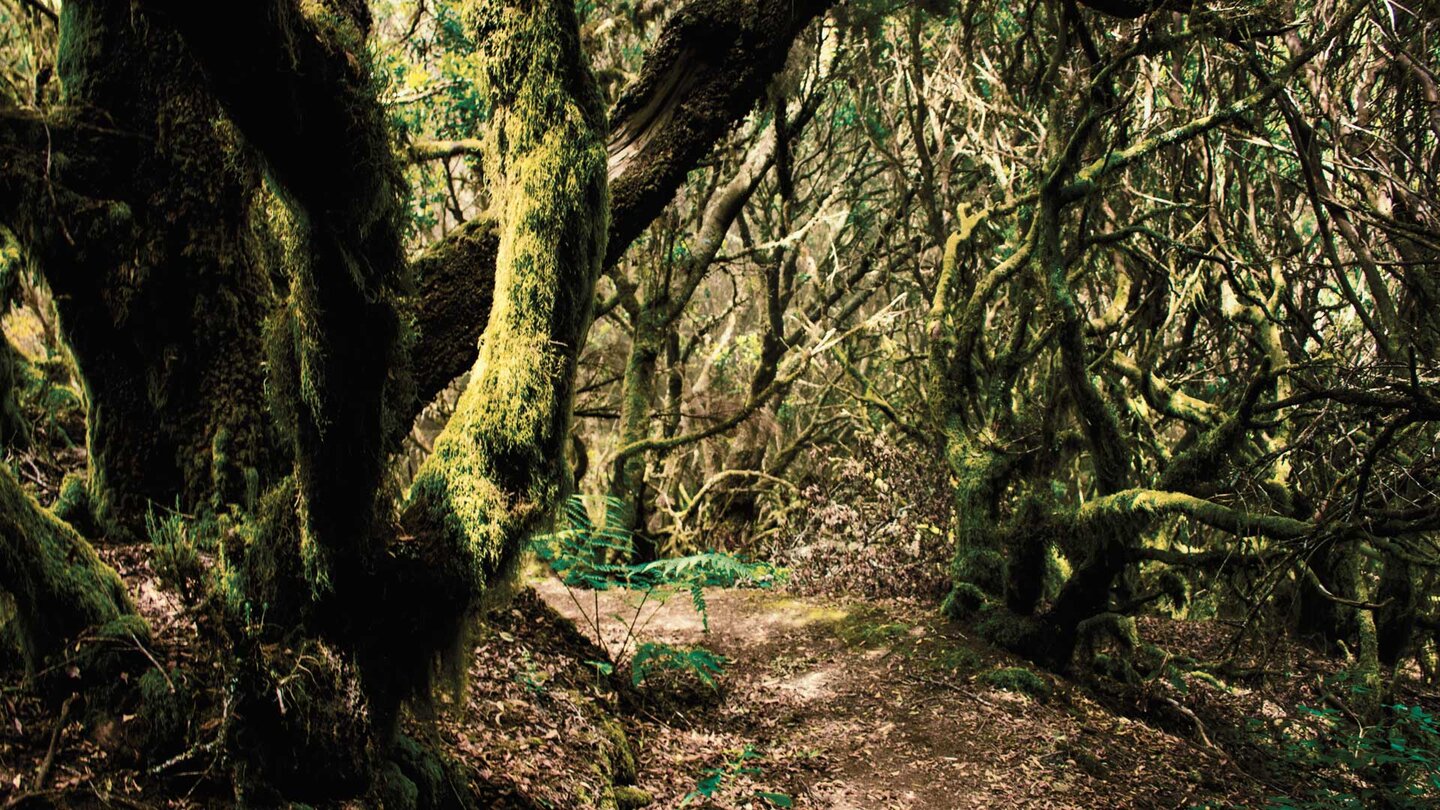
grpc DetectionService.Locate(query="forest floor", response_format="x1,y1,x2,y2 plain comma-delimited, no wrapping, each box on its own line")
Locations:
2,556,1415,809
526,577,1265,810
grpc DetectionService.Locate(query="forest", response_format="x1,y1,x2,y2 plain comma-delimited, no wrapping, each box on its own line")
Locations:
0,0,1438,806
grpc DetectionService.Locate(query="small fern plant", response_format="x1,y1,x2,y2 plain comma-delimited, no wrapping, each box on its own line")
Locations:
531,495,783,687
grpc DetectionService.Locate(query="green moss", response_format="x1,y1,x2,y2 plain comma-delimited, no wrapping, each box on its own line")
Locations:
613,786,654,808
377,762,419,810
0,336,31,452
1188,670,1229,692
834,614,912,648
392,736,446,800
975,610,1045,657
217,477,306,629
1076,612,1140,655
942,582,991,618
599,718,638,785
982,666,1051,698
50,471,100,538
953,547,1006,596
138,667,192,758
931,646,983,674
1090,653,1139,684
0,462,142,670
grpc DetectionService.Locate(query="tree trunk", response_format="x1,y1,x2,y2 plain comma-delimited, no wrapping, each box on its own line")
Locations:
0,461,140,671
387,0,609,726
610,317,662,559
5,2,279,535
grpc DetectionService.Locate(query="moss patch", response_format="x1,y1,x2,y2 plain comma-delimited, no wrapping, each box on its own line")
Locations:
981,666,1051,699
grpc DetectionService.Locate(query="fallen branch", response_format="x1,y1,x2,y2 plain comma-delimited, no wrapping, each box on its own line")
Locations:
34,692,76,790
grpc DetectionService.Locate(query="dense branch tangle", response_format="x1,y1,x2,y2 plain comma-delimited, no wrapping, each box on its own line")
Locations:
1,0,1438,804
911,0,1440,682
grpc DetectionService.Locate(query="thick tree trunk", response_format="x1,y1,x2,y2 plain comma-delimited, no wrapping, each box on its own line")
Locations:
139,1,413,625
0,2,279,534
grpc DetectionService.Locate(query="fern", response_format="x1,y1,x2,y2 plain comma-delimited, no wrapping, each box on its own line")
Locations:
530,495,786,686
631,642,727,688
680,745,792,807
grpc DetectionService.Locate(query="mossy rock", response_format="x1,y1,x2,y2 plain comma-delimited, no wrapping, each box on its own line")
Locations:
390,735,457,809
941,582,989,618
612,785,653,809
378,762,420,810
981,666,1051,699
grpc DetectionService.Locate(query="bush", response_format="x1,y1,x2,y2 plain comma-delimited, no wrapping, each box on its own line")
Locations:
147,508,206,603
1265,698,1440,809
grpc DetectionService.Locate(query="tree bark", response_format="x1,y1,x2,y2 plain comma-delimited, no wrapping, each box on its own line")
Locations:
0,2,278,534
384,0,609,721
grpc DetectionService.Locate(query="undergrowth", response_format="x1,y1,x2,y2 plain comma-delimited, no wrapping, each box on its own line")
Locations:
531,495,782,688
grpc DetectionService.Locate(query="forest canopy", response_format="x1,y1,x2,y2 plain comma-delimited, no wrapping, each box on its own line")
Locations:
1,0,1438,806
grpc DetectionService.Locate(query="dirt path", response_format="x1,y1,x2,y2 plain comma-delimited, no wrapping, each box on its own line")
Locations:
535,579,1260,809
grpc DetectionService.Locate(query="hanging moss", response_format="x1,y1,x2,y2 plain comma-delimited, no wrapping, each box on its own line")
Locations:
256,10,413,603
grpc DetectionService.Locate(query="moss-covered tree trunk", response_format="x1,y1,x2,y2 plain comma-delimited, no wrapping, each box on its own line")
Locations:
0,2,279,535
135,1,412,624
388,0,608,718
0,462,140,670
609,313,662,557
0,334,30,452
